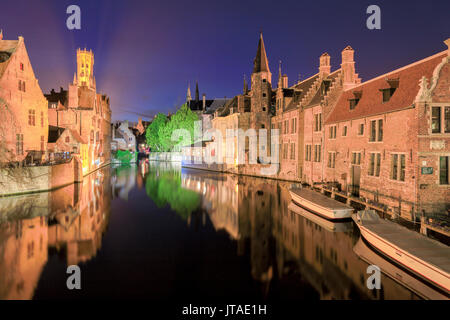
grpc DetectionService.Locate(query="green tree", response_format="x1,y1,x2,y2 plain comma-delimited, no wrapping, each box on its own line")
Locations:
145,113,168,152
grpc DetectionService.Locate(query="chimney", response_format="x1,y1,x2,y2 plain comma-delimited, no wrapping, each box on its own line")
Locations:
341,46,360,90
202,94,206,110
319,52,331,76
282,74,288,88
445,38,450,56
0,30,3,40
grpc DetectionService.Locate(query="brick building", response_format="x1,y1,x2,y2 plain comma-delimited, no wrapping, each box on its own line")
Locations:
324,39,450,219
0,33,48,161
45,48,112,174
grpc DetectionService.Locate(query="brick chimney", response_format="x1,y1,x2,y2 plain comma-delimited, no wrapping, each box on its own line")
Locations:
282,74,288,88
341,46,360,90
319,52,331,76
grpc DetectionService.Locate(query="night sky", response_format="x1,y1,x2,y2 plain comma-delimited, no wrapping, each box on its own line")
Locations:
1,0,449,121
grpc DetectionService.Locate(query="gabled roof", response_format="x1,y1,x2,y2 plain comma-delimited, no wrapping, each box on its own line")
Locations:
204,98,230,114
48,126,65,143
326,51,447,124
69,129,87,144
253,33,270,74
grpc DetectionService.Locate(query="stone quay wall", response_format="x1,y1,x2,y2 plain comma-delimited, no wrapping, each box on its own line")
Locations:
0,158,83,197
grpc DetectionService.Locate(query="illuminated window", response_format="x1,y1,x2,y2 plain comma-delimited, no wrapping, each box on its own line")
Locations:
28,110,35,126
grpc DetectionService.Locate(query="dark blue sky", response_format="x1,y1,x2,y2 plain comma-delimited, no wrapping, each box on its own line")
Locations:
1,0,449,121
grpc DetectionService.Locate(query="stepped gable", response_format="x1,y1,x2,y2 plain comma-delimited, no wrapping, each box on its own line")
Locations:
326,51,447,124
305,69,342,107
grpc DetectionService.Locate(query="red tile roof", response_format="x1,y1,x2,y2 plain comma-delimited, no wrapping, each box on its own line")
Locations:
325,51,447,124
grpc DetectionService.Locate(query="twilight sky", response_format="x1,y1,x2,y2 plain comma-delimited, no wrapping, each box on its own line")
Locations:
0,0,449,121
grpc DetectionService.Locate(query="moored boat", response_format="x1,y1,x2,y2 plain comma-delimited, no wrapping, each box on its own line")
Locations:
353,237,449,300
288,202,353,232
289,187,354,221
353,210,450,296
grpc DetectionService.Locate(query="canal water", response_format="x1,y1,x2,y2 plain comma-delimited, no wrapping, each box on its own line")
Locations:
0,161,428,300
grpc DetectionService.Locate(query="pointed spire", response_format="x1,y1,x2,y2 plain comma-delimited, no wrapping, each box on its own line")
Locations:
278,60,282,88
195,81,199,102
243,74,248,95
73,73,77,85
186,82,192,102
253,32,270,74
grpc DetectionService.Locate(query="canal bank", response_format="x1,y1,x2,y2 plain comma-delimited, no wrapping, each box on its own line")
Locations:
0,159,111,197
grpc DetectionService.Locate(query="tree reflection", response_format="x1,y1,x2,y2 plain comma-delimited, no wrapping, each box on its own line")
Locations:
144,165,200,220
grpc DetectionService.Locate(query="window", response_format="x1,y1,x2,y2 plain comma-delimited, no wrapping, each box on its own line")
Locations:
291,118,297,134
432,106,450,133
65,136,70,143
327,152,336,168
342,125,347,136
90,131,94,144
329,125,337,139
440,156,449,185
349,99,359,110
305,145,312,161
391,154,405,181
378,119,383,141
283,143,288,160
290,143,296,160
314,144,321,162
22,81,25,92
16,134,24,155
96,131,99,142
314,113,322,131
20,63,24,71
263,79,266,83
351,152,361,165
28,110,35,126
358,123,364,135
40,136,44,151
41,112,44,127
381,88,396,102
369,119,383,142
262,93,266,97
368,153,381,177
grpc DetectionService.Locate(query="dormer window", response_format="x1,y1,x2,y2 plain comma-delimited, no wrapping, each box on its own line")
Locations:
380,78,399,102
349,91,362,110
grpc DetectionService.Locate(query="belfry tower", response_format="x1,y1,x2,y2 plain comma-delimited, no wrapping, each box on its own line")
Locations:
76,48,95,89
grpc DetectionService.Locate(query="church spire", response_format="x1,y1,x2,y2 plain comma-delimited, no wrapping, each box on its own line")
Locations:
73,73,77,85
253,32,270,74
195,81,199,102
186,82,192,102
278,60,282,88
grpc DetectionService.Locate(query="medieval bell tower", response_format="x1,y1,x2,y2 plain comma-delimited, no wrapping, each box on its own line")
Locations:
76,48,95,89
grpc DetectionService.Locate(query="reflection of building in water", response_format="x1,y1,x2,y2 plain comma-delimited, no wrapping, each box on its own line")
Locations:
0,216,48,300
48,170,112,265
0,168,111,299
181,169,421,300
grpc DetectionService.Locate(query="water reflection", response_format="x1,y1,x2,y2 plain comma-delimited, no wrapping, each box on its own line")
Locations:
0,169,111,299
0,161,433,300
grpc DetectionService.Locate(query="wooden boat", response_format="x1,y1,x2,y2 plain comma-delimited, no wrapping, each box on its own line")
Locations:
289,187,354,221
288,202,353,232
353,210,450,296
353,237,449,300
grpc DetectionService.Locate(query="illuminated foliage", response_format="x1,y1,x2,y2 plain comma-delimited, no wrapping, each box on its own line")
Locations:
146,104,198,152
144,168,200,220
